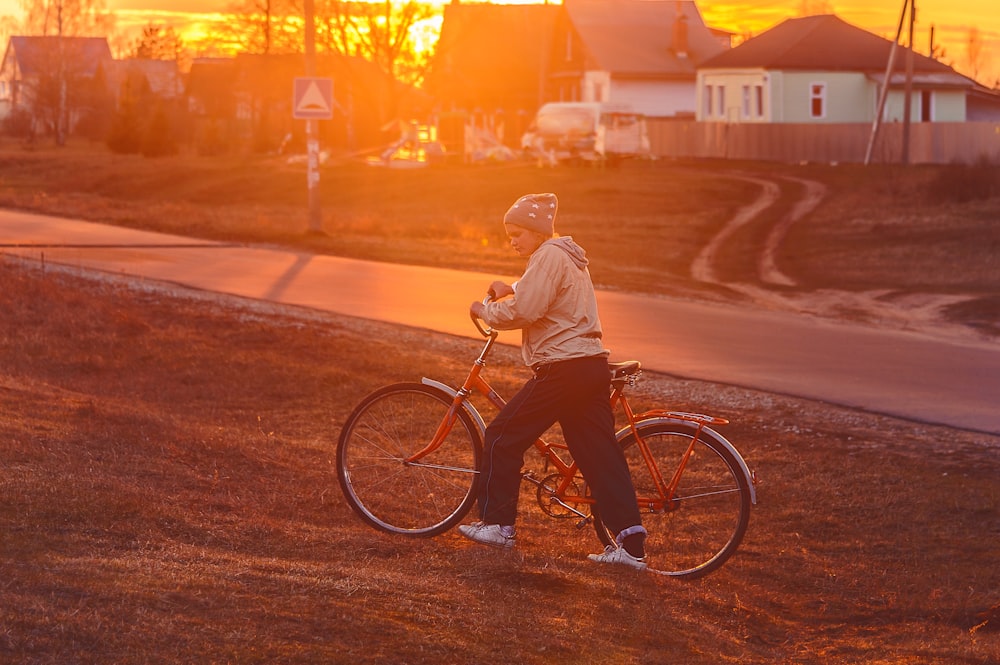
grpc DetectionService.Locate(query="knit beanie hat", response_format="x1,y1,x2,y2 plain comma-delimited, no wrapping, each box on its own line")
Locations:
503,193,558,237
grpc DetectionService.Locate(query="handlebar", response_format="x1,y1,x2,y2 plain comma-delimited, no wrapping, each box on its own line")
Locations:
471,294,498,339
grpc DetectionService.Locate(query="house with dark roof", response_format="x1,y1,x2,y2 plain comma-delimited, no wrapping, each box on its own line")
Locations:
103,58,183,103
427,2,559,115
424,1,560,149
0,36,113,130
425,0,730,152
551,0,727,117
695,14,976,124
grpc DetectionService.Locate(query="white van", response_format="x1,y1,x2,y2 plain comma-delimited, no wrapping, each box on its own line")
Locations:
521,102,651,166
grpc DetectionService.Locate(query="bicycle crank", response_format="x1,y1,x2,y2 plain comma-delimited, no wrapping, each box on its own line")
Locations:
531,473,591,524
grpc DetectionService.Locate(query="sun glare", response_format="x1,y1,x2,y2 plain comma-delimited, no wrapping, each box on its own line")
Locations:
411,14,443,53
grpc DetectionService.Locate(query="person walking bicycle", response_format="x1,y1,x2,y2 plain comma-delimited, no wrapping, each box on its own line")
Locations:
336,190,755,575
459,192,648,569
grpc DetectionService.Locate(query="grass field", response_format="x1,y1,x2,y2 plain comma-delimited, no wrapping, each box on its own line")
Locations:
1,144,999,663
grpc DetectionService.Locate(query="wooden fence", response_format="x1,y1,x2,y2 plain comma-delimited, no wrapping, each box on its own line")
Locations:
646,120,1000,165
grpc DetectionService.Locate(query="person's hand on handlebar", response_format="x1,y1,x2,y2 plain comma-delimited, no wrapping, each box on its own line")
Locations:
470,281,514,320
469,300,487,320
487,281,514,301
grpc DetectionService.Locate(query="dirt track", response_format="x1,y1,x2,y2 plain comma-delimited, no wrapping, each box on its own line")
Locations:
689,172,992,346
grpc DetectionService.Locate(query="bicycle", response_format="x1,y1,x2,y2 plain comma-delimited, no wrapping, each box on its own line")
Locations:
337,297,757,578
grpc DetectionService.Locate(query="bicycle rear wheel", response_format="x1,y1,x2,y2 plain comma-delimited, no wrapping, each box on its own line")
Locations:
594,420,752,578
337,382,482,536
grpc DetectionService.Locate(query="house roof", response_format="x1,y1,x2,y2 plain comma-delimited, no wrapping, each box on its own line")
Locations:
5,36,112,77
425,2,560,110
104,58,182,98
564,0,726,76
869,71,975,90
700,14,965,79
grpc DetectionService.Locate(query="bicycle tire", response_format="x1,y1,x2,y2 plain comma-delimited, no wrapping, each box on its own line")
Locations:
593,419,752,578
337,382,482,537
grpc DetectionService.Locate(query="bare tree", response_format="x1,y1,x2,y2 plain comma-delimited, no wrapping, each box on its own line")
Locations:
965,26,986,82
314,0,432,86
220,0,302,55
216,0,432,85
19,0,114,37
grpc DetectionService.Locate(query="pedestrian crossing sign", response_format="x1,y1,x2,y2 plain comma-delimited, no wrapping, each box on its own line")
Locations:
293,77,334,119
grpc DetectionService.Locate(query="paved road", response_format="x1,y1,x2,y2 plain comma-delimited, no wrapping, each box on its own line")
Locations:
3,209,999,435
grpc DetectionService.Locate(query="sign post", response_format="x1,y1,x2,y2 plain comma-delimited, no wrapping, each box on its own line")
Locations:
297,0,329,234
293,76,332,234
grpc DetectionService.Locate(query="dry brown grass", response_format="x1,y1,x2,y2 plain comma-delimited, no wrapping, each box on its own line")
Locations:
1,258,998,664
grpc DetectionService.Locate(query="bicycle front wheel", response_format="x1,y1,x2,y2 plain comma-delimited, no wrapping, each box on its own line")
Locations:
337,382,482,537
594,420,752,578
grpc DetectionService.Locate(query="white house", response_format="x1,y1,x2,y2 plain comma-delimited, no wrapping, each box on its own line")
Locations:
551,0,730,118
695,14,975,124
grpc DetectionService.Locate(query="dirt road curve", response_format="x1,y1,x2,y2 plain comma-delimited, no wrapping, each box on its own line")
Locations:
689,173,989,347
690,175,782,285
757,176,827,287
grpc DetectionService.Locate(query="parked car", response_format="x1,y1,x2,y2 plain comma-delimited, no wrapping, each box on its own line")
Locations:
521,102,651,166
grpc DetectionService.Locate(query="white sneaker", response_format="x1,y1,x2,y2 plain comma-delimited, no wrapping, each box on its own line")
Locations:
588,545,648,570
458,522,516,549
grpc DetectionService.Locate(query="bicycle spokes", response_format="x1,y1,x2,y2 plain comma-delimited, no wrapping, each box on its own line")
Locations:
338,383,482,537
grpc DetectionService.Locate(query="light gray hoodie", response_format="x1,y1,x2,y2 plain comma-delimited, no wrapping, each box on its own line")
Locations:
482,236,608,367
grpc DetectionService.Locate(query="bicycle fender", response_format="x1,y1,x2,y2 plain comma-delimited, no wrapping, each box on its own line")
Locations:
420,378,488,438
617,417,757,505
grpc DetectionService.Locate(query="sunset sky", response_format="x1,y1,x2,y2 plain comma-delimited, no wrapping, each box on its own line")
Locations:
1,0,997,84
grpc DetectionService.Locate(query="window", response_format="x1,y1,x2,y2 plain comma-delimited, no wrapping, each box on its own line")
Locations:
704,84,713,117
741,85,751,119
717,85,725,118
754,84,764,118
810,83,826,119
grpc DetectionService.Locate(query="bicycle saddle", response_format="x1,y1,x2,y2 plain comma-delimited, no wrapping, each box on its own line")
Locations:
609,361,641,380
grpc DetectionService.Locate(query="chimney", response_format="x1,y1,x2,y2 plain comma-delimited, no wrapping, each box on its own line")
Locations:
673,2,689,59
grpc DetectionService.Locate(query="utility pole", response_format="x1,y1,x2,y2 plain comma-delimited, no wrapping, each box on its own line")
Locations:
901,0,915,165
864,0,909,165
304,0,323,234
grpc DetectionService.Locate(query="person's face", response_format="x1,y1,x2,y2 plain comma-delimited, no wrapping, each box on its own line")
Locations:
504,224,547,257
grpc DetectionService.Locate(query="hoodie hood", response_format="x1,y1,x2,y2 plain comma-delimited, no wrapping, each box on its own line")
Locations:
546,236,589,269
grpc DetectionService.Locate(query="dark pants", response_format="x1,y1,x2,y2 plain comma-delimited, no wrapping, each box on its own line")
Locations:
477,355,643,537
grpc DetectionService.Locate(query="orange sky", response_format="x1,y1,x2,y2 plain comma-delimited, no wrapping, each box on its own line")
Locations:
2,0,997,85
699,1,998,84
